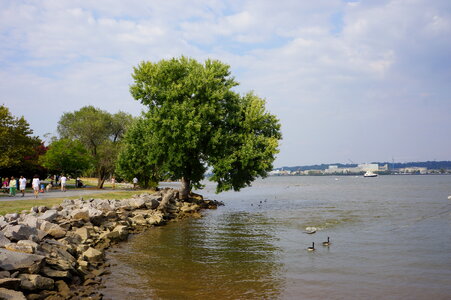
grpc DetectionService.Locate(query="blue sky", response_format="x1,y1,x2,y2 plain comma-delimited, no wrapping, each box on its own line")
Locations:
1,0,450,167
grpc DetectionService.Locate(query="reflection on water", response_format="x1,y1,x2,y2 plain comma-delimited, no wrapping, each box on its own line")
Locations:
102,176,451,299
102,212,284,299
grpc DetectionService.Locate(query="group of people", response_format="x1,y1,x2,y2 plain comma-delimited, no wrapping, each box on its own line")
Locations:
1,174,68,198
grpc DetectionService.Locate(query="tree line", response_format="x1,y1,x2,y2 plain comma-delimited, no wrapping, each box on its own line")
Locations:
1,57,282,198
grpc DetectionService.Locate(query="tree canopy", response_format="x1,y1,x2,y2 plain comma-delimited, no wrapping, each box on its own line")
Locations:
40,139,92,177
57,106,133,188
0,105,44,178
125,57,281,198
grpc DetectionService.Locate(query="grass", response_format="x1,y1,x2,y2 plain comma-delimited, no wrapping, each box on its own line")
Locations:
0,189,156,216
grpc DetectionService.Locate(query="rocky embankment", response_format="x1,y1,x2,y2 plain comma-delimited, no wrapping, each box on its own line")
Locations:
0,188,222,299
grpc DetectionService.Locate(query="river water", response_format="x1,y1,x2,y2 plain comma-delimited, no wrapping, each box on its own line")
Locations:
101,175,451,299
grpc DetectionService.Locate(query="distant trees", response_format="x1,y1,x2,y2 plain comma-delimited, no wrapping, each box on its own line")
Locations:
0,105,45,178
122,56,281,198
39,139,93,177
57,106,133,188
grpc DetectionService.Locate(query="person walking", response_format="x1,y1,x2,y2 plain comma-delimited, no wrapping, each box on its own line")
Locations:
60,174,67,192
111,177,116,190
9,176,17,197
133,177,138,189
19,176,27,197
32,175,40,198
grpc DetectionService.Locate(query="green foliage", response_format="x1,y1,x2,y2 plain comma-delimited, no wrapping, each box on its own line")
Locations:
116,118,162,189
0,105,44,178
57,106,133,188
127,57,282,195
40,139,93,176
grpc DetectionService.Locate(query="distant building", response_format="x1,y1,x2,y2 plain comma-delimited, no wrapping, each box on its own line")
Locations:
358,163,379,172
399,167,427,174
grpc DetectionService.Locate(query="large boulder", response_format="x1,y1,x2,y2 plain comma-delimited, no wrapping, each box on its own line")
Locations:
3,225,38,242
0,288,26,300
0,249,44,273
19,274,54,291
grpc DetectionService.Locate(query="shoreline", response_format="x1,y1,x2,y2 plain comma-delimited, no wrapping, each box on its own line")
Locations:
0,188,222,299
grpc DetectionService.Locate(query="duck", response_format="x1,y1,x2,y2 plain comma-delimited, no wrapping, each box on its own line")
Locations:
307,242,315,251
322,237,331,246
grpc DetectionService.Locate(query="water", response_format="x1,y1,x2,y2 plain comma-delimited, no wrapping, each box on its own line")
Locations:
101,176,451,299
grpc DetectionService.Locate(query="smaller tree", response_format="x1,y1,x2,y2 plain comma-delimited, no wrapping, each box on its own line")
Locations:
40,139,93,177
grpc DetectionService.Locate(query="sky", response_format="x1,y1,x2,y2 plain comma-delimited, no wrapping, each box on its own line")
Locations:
1,0,450,167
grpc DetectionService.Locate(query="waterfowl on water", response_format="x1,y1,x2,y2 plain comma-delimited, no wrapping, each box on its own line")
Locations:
307,242,315,251
322,237,331,246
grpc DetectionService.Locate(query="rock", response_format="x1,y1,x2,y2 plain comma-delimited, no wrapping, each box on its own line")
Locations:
130,215,147,226
99,230,120,242
3,213,19,223
37,206,48,213
19,274,54,291
0,271,10,279
38,210,58,222
129,198,146,209
4,243,34,254
112,225,128,240
147,212,164,225
82,247,103,263
0,288,26,300
55,280,71,298
145,199,160,210
46,224,67,239
0,249,44,273
3,225,39,242
180,203,200,213
40,267,71,279
0,278,21,290
0,232,11,247
74,227,91,242
70,209,90,222
20,215,39,228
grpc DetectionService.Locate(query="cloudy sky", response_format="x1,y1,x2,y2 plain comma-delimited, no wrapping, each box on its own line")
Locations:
1,0,450,167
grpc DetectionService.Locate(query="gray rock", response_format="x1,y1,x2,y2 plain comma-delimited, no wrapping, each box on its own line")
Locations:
0,271,10,279
0,249,44,273
20,215,39,228
38,210,58,222
0,216,8,230
3,225,38,242
17,240,39,253
0,232,11,247
0,288,26,300
3,213,19,223
19,274,54,291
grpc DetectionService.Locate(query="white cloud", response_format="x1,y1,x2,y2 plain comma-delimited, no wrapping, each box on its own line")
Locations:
0,0,450,165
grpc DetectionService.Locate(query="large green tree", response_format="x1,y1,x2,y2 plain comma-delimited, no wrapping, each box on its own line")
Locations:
40,139,93,177
57,106,133,188
127,57,281,198
0,105,44,178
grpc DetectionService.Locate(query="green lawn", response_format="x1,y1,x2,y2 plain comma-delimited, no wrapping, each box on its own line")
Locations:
0,189,156,216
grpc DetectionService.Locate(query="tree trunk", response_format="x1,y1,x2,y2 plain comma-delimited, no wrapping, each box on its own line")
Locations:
97,167,107,189
180,177,190,200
